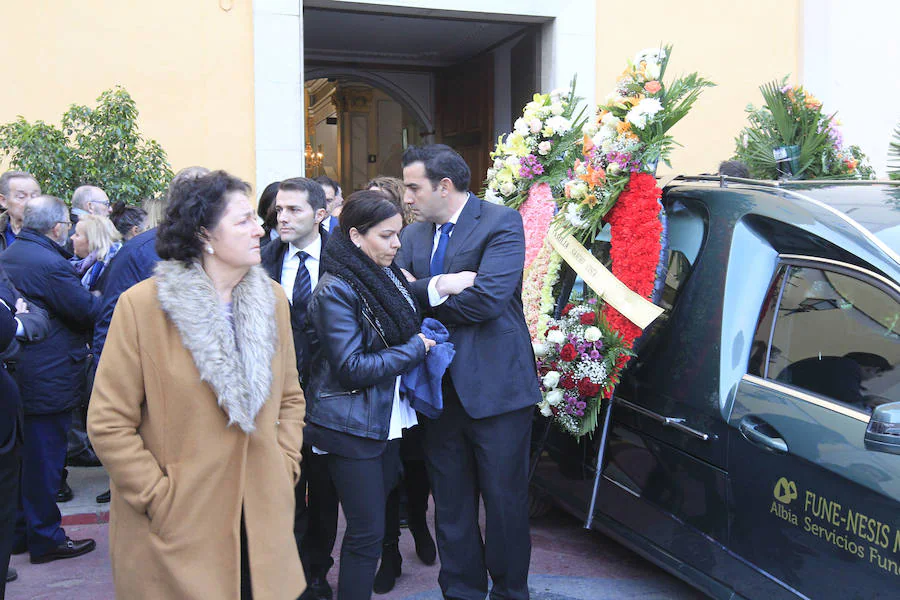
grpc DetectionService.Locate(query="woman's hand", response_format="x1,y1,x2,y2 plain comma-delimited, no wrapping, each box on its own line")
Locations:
14,298,28,314
418,333,436,354
435,271,476,296
400,268,416,283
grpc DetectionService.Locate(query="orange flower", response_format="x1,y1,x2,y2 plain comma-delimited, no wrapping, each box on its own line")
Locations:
582,195,598,207
804,95,822,110
626,95,644,106
845,158,858,171
616,121,632,134
578,165,606,187
644,80,661,94
582,135,594,153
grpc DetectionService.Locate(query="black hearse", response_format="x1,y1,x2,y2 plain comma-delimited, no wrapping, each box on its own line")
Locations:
530,178,900,599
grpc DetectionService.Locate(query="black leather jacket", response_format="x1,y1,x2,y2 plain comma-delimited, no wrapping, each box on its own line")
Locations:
305,273,425,441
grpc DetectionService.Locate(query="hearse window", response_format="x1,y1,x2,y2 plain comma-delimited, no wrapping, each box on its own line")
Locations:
568,199,706,311
762,265,900,414
657,200,706,311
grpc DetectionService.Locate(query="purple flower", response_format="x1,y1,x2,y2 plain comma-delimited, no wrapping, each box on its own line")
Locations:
589,350,600,360
518,154,545,179
576,401,587,410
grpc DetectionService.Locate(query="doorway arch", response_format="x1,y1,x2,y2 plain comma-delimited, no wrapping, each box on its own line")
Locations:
305,67,434,135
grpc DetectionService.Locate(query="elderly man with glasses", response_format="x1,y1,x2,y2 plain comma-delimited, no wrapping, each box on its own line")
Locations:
0,195,99,566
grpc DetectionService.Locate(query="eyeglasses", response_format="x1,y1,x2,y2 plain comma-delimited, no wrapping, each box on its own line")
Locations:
88,200,110,206
57,220,72,227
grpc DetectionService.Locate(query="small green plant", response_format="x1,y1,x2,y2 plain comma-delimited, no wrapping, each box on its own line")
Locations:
889,123,900,181
733,78,874,180
0,87,172,204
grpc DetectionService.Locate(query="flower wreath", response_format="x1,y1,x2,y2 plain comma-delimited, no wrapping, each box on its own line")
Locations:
491,45,711,438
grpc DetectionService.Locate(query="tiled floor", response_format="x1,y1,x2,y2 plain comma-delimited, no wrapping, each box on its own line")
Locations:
7,467,704,599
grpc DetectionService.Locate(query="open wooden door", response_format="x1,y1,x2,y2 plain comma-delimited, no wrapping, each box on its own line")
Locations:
435,54,494,196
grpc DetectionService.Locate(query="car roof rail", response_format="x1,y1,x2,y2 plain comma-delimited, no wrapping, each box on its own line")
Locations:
663,175,900,190
661,174,780,189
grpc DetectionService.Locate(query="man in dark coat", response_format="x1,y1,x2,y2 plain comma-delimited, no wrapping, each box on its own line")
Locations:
0,275,50,595
0,195,98,564
260,177,337,600
396,145,541,600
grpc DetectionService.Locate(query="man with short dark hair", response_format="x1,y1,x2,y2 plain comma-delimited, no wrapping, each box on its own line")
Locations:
718,160,750,178
314,176,341,233
397,144,540,600
261,177,338,600
0,195,98,564
0,171,41,251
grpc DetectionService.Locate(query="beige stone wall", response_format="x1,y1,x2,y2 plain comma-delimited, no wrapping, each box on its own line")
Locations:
594,0,802,176
0,1,256,189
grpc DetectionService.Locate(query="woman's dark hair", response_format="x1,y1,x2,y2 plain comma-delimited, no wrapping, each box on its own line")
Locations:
110,201,147,239
339,189,401,237
257,180,280,232
156,170,251,263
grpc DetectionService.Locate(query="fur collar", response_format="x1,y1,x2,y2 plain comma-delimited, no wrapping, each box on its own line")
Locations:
154,260,278,433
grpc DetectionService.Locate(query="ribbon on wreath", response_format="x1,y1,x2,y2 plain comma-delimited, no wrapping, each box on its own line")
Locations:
547,224,664,330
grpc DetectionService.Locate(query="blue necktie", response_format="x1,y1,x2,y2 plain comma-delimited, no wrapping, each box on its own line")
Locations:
430,222,455,276
292,251,312,325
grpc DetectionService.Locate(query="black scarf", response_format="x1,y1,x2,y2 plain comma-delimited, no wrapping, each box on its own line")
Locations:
321,229,420,346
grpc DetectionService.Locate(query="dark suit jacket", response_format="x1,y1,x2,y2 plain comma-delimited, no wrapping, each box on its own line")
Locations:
0,300,22,453
395,194,541,419
0,229,98,415
92,227,160,358
260,228,328,386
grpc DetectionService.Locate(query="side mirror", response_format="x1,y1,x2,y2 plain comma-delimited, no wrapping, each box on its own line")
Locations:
865,402,900,455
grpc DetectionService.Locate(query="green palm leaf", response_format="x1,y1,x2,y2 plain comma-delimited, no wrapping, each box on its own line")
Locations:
889,123,900,180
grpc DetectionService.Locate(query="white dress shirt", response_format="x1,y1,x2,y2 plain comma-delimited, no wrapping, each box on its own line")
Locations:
426,194,470,307
280,236,322,304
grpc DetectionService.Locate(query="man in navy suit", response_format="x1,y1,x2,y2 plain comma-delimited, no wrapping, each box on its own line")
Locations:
261,177,338,600
0,196,98,564
396,145,541,600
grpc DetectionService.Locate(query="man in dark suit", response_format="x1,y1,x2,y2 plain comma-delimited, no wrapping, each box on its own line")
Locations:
260,177,338,600
0,275,50,596
396,144,541,600
0,195,98,564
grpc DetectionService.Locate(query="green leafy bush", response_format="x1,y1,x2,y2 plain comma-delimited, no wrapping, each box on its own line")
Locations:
0,87,172,204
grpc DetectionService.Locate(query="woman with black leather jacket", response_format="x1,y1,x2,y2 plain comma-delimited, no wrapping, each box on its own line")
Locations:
304,190,434,600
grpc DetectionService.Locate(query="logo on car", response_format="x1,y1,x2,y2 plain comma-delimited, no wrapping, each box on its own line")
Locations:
774,477,798,504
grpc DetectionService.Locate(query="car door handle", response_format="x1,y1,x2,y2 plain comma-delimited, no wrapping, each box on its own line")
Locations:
739,417,788,453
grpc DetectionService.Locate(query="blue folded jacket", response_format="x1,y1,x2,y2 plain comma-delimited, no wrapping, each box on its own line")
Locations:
401,317,455,419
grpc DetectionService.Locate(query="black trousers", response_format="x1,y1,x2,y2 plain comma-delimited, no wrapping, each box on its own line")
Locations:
423,381,533,600
294,444,339,579
240,512,252,600
327,442,401,600
383,428,431,546
0,446,19,600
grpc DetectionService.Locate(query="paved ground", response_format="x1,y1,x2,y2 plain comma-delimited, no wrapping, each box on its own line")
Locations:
7,467,705,599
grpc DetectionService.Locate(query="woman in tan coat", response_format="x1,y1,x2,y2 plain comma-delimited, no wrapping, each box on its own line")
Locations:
88,170,306,599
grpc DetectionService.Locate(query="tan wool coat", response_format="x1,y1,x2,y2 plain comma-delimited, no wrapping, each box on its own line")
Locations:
88,262,306,600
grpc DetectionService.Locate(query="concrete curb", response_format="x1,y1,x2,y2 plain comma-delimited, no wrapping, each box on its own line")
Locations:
62,510,109,526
